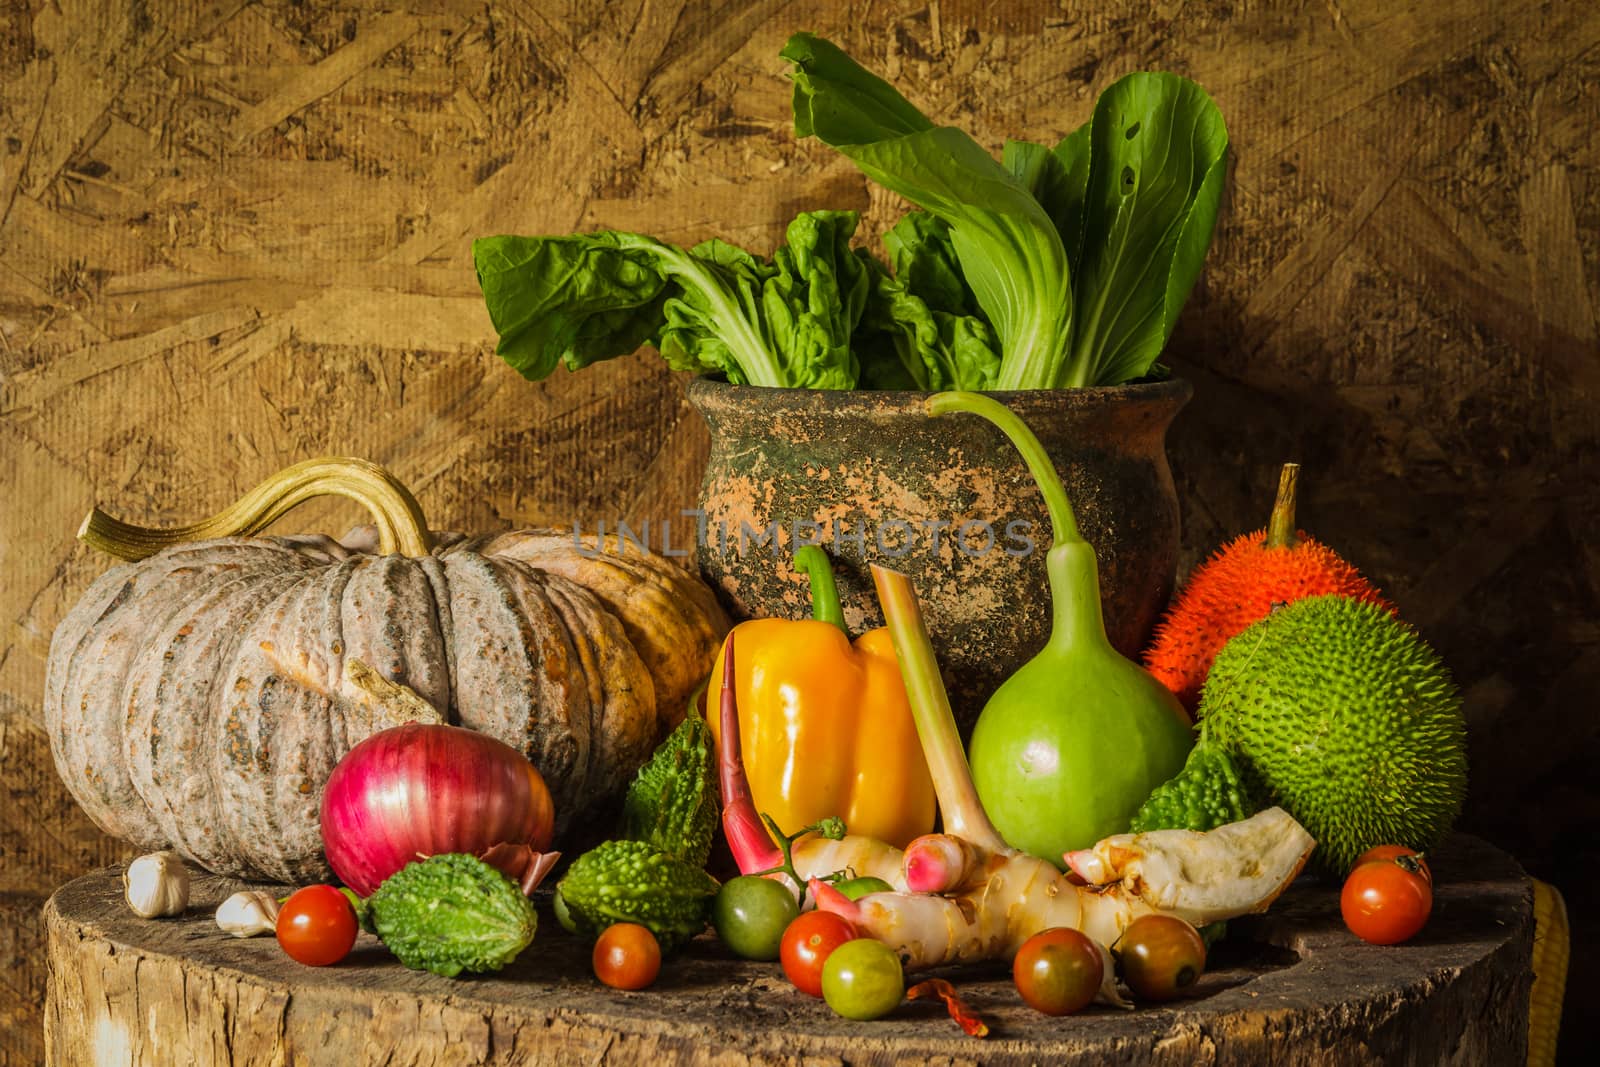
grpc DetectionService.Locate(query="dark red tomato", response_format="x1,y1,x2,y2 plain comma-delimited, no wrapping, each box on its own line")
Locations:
780,910,858,997
277,884,358,967
593,923,662,990
1012,928,1103,1015
1353,845,1432,884
1117,915,1206,1001
1341,852,1433,945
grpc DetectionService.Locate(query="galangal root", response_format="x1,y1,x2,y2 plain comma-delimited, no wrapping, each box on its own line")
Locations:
808,807,1314,971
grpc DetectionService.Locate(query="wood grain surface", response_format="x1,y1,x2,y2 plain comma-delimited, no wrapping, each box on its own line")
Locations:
2,0,1596,1061
44,835,1532,1066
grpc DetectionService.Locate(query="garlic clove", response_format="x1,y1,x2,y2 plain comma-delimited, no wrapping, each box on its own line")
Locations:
124,851,191,918
216,891,281,937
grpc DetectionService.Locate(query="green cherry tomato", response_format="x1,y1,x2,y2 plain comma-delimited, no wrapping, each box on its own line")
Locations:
1012,927,1103,1015
712,875,799,960
821,938,905,1021
833,876,894,901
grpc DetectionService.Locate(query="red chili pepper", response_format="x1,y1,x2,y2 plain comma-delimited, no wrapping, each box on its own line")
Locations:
908,978,990,1038
716,635,783,874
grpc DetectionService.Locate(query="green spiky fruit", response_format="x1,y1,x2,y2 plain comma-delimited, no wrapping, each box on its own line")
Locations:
1198,595,1467,876
1128,735,1266,834
620,710,717,866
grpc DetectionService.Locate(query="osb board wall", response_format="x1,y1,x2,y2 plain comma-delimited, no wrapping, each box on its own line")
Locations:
0,0,1594,1061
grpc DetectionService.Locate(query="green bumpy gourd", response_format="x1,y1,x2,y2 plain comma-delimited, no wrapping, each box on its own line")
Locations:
932,392,1194,865
553,838,719,951
1199,594,1467,876
619,709,717,866
1128,735,1264,834
367,853,538,977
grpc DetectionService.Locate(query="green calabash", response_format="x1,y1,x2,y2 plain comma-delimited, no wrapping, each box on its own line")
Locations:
929,392,1194,866
969,599,1194,864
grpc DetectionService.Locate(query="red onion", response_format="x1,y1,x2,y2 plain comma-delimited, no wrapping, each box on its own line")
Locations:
321,723,555,896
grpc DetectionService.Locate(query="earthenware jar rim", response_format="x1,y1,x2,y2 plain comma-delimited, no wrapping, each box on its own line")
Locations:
684,375,1194,414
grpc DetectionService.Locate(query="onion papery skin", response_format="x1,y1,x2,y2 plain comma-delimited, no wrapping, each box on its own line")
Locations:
321,722,556,896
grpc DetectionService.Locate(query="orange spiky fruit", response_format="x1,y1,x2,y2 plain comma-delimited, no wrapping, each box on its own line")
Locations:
1144,464,1395,711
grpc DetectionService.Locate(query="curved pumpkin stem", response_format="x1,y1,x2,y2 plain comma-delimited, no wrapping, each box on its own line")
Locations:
78,457,434,561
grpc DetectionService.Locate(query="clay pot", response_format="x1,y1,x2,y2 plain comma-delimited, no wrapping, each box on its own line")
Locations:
685,377,1191,732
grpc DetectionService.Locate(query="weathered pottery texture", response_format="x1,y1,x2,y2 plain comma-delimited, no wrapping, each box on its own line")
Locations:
687,377,1192,730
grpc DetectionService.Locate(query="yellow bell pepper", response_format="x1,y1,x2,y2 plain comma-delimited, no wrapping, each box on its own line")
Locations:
706,546,936,850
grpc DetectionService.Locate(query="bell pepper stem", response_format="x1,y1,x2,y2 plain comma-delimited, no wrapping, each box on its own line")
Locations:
794,544,848,633
871,564,1008,854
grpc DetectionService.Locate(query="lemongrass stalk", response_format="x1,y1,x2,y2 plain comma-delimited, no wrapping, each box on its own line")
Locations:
870,564,1007,853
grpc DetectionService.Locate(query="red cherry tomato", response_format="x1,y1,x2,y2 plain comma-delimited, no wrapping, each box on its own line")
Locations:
1012,927,1103,1015
277,884,358,966
1341,851,1433,945
593,922,662,990
780,910,858,997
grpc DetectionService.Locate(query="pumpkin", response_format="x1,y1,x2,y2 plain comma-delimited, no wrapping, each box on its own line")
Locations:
44,458,728,883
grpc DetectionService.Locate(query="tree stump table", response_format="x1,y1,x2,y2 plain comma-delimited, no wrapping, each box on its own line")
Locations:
45,835,1533,1066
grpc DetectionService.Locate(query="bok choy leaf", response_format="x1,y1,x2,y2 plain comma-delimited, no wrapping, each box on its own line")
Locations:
783,32,1074,391
473,210,871,389
783,34,1228,389
1065,72,1229,388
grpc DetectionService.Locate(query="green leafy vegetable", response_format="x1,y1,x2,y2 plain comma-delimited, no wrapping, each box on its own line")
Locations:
784,32,1074,391
856,256,999,390
855,213,1001,390
783,33,1229,389
1065,73,1229,388
883,212,979,318
473,210,872,389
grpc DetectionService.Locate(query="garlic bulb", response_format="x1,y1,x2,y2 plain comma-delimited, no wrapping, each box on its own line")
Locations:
215,891,280,937
124,852,190,918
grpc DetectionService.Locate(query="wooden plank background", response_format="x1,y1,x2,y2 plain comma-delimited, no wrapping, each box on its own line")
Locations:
2,0,1595,1061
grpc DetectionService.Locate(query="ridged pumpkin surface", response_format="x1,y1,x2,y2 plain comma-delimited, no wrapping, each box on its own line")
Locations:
45,530,726,883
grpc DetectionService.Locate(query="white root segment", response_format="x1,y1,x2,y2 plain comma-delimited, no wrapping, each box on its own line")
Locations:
792,833,909,891
1064,807,1316,922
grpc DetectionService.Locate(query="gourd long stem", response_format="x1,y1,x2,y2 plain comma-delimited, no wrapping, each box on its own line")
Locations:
1265,463,1302,550
926,391,1108,653
794,545,847,634
926,391,1081,548
872,564,1007,853
78,456,434,560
